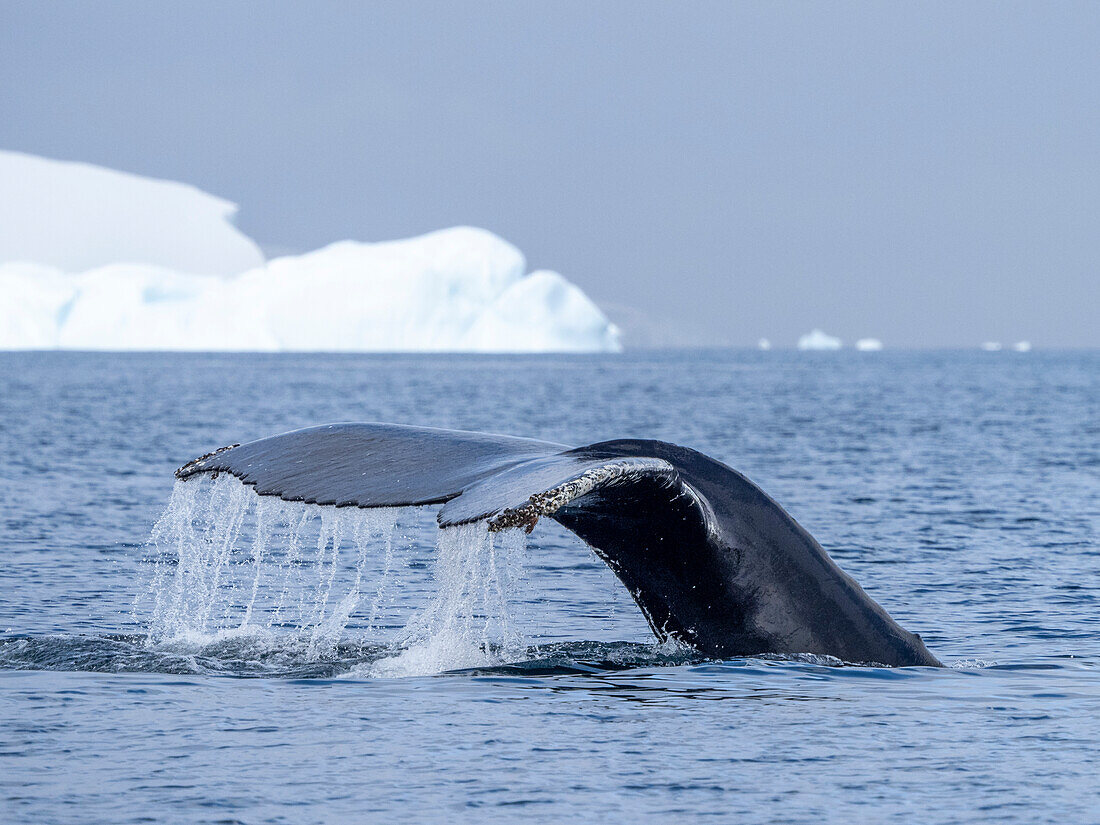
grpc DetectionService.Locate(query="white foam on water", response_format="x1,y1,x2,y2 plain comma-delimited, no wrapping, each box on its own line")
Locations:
140,475,531,675
950,658,995,669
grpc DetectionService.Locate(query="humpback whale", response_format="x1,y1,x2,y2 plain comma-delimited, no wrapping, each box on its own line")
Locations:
176,423,942,667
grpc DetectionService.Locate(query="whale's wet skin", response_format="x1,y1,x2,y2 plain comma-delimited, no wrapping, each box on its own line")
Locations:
169,418,942,667
2,351,1098,823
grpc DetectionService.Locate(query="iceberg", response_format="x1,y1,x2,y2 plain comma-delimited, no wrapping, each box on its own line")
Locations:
0,150,263,276
855,338,883,351
1013,341,1032,352
981,342,1002,351
0,153,620,353
0,228,621,352
797,329,842,351
757,338,772,351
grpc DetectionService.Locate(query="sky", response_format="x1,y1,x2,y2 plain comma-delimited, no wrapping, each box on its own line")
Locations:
2,1,1097,348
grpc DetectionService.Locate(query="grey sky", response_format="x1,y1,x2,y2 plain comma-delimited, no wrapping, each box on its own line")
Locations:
2,2,1097,347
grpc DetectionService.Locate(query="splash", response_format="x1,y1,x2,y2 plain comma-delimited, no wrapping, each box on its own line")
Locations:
369,522,530,677
143,476,402,650
139,475,531,674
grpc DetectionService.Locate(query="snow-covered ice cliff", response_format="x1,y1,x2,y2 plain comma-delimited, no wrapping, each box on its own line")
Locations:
0,150,263,276
0,152,620,353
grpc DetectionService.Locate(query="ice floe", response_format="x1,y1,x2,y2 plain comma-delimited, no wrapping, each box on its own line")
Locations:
797,329,842,351
855,338,883,351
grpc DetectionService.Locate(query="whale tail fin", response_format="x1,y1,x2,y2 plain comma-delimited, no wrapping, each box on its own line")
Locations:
175,422,565,508
176,422,942,667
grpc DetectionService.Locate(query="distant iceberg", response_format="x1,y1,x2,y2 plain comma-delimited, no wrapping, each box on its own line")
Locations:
0,152,620,353
0,228,621,352
757,338,772,351
0,150,263,276
981,342,1002,352
797,329,842,351
855,338,883,351
1013,341,1032,352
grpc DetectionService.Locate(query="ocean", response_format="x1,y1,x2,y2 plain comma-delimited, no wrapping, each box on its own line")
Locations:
1,350,1097,823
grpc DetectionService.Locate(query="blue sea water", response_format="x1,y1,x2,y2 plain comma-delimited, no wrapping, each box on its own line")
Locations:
1,350,1098,824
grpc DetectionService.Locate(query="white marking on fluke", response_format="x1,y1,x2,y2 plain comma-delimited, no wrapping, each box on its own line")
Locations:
485,457,677,533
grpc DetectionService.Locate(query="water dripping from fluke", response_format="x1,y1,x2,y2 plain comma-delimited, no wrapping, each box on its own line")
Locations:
365,523,531,678
137,475,535,677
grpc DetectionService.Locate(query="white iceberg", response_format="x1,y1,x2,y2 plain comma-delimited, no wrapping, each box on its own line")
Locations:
1013,341,1032,352
0,152,620,353
0,149,263,276
0,227,621,352
855,338,883,351
797,329,842,351
981,342,1002,351
757,338,772,350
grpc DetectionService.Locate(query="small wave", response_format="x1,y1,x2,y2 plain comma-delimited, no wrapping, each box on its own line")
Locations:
0,633,699,679
2,632,970,680
454,640,705,677
0,632,384,678
949,657,996,669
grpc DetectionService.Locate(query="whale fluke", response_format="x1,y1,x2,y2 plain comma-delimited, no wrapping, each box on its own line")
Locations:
176,422,563,507
177,423,942,667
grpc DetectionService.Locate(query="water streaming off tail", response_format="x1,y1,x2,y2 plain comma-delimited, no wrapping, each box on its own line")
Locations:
369,522,530,676
140,475,531,674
